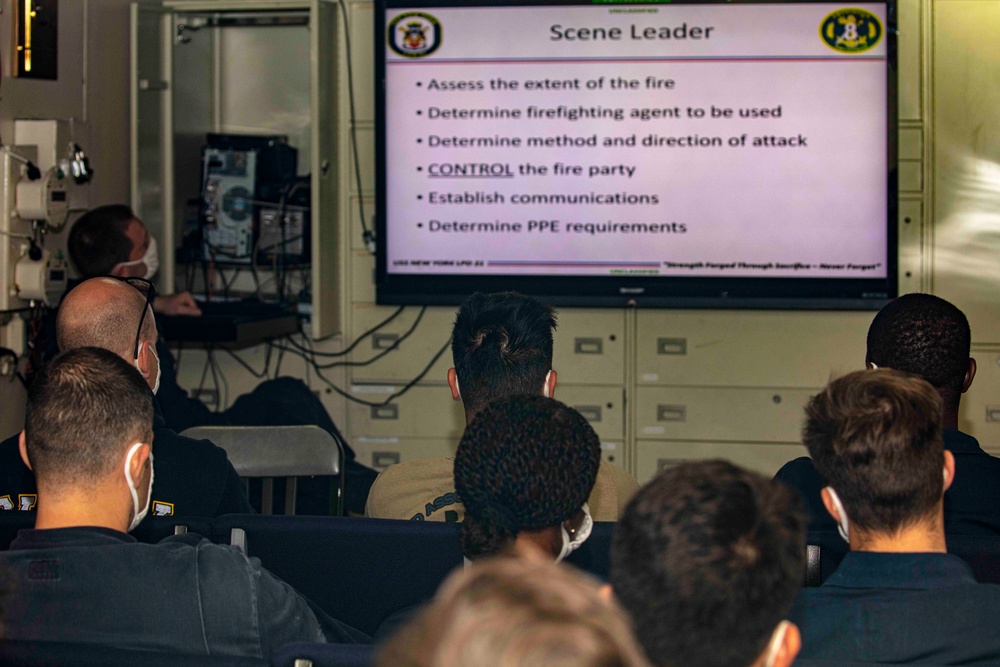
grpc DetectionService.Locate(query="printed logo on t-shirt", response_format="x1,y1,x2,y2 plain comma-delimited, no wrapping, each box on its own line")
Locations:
409,492,462,521
152,501,175,516
0,495,13,510
18,494,37,511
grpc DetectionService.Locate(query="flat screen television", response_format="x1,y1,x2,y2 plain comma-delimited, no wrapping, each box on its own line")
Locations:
375,0,897,308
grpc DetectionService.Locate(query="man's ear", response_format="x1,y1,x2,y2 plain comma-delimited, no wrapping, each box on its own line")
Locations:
944,450,956,492
135,339,152,379
770,622,801,667
128,443,152,483
543,369,557,398
963,358,977,393
447,368,461,401
820,487,842,524
18,431,31,470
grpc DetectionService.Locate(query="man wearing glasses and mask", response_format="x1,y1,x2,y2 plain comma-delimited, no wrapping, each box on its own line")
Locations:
0,277,253,521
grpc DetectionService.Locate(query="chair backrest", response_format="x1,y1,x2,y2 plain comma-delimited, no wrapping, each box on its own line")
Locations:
0,640,268,667
215,514,464,637
180,425,344,515
272,642,375,667
132,516,217,545
805,531,849,586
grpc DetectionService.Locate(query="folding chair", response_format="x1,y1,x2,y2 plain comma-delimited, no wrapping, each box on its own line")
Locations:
181,425,344,515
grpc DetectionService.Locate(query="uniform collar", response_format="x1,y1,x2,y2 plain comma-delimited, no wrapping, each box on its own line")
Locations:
943,429,985,455
824,551,976,591
10,526,135,550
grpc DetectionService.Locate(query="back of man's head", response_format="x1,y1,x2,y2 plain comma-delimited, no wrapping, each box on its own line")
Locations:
611,460,805,667
25,347,153,493
56,277,153,359
67,204,136,277
803,368,945,535
867,293,970,407
451,292,556,417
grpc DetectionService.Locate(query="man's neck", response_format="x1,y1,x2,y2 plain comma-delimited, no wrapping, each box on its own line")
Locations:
852,515,947,554
34,489,131,533
942,409,960,432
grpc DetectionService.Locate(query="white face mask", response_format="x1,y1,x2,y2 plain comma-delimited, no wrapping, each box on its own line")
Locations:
135,340,161,395
825,487,850,543
556,502,593,562
124,443,154,532
763,620,791,667
117,236,159,280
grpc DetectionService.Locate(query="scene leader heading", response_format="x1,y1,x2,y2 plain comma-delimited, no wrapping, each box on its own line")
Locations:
549,23,715,41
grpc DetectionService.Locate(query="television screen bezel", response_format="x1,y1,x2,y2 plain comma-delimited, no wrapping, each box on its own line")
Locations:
374,0,898,310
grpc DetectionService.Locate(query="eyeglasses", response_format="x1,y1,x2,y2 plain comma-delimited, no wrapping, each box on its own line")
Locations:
104,276,156,360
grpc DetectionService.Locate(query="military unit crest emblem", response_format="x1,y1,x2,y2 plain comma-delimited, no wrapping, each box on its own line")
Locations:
388,12,442,58
820,8,883,54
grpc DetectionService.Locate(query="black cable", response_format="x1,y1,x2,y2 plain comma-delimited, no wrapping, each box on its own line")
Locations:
311,306,427,370
207,348,228,411
292,305,405,357
222,345,272,379
337,0,373,252
271,335,451,408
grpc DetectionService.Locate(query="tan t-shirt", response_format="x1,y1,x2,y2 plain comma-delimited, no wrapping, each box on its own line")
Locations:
365,458,639,522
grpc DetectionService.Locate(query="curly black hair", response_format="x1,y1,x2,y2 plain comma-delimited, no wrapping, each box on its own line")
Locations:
866,293,971,408
454,395,600,560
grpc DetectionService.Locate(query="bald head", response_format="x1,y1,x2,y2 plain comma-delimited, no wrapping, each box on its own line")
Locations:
57,278,155,360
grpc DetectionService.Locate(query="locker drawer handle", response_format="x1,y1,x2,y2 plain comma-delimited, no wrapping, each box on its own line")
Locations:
371,404,399,420
657,338,687,355
138,79,168,91
657,405,686,422
988,407,1000,423
373,451,401,468
373,333,399,350
658,458,684,470
574,338,603,355
575,405,603,422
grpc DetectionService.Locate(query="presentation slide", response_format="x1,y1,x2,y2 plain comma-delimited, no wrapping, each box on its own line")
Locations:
382,3,889,280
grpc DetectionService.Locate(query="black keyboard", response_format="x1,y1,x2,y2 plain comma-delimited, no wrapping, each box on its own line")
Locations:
159,300,300,345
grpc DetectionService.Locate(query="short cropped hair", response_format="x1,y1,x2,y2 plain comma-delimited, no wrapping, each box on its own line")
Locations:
25,347,153,489
803,369,945,533
454,395,600,560
376,554,652,667
67,204,136,277
611,460,806,667
867,293,971,408
451,292,556,417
